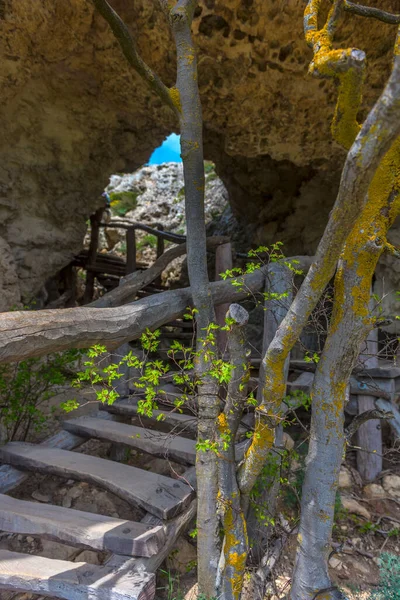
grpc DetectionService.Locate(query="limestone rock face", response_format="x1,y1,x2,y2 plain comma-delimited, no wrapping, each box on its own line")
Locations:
0,0,398,304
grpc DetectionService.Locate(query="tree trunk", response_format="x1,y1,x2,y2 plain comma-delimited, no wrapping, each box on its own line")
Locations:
247,263,292,563
291,141,400,599
217,304,249,600
167,3,220,593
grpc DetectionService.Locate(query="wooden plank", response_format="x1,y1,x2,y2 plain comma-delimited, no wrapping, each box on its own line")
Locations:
63,417,196,465
0,550,155,600
0,493,165,557
0,430,84,494
357,327,382,481
376,398,400,439
107,499,197,576
0,443,194,520
101,400,198,435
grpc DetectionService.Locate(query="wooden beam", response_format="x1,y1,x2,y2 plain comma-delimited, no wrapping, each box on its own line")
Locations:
100,400,197,436
0,550,155,600
0,267,267,363
0,493,165,557
63,417,196,465
0,430,84,494
0,443,194,520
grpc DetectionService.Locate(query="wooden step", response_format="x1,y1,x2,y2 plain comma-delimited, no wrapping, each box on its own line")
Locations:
0,443,194,520
101,400,197,435
0,493,164,557
0,549,154,600
63,417,196,465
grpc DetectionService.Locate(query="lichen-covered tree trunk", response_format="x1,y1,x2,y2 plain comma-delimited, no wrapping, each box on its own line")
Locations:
91,2,221,593
246,263,292,563
167,2,221,593
216,304,250,600
290,140,400,600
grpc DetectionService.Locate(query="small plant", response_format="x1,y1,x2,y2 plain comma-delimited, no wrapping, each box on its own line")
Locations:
109,190,139,216
0,350,83,442
137,234,157,250
370,553,400,599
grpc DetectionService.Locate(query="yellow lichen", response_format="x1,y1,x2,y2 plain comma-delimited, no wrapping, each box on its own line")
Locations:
168,86,182,112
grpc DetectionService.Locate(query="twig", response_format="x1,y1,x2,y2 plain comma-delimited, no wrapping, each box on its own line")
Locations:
92,0,177,112
344,1,400,25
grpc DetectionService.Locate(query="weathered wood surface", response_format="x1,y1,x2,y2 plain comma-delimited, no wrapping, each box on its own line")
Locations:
101,400,198,435
286,371,314,395
0,550,155,600
0,493,164,557
357,329,382,481
0,430,84,494
376,398,400,439
63,417,196,465
0,267,267,363
106,499,197,576
0,443,194,519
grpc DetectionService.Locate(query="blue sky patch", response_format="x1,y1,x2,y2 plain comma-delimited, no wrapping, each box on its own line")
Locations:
148,133,182,164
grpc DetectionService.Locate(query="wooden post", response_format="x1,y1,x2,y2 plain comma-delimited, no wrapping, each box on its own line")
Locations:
83,207,104,304
357,325,383,481
154,225,165,288
214,242,232,355
126,227,137,275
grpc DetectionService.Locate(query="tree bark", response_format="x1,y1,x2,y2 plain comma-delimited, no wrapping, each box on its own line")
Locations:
247,263,292,563
238,4,400,505
217,304,250,600
291,140,400,600
166,2,221,591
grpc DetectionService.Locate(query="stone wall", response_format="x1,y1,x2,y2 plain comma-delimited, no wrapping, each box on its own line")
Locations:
0,0,398,310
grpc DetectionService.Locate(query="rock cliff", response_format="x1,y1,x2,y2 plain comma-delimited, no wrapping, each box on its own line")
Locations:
0,0,398,310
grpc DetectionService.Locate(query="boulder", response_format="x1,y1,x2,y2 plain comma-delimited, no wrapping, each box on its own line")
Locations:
382,474,400,498
363,483,386,500
340,497,371,520
338,467,352,490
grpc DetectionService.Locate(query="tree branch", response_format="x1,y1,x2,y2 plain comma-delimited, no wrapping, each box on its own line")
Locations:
344,1,400,25
92,0,178,113
345,409,393,440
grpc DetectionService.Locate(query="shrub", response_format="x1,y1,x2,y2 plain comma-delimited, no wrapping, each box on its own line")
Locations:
370,553,400,600
0,350,83,442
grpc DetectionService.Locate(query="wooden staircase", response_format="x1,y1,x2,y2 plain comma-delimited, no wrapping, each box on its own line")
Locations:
0,400,198,600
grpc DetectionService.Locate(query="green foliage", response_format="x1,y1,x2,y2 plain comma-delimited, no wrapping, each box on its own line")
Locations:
137,234,157,250
0,350,83,442
370,553,400,599
109,190,139,216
